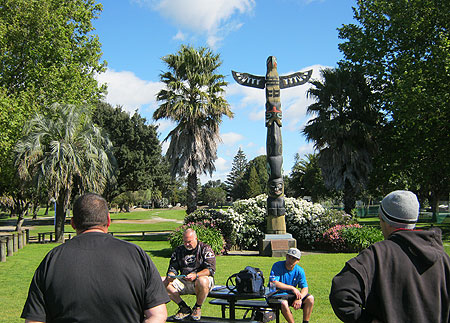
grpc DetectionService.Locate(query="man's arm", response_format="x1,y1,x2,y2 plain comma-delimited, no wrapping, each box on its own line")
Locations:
273,280,302,298
143,304,167,323
167,249,180,276
25,320,44,323
329,264,373,323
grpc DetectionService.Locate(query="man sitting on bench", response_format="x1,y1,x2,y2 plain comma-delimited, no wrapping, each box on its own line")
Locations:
267,248,314,323
163,228,216,321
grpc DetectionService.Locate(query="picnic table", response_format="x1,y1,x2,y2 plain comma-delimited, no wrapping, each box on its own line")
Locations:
208,286,281,322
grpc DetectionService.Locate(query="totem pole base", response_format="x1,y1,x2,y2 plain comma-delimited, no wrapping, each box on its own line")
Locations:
259,233,297,257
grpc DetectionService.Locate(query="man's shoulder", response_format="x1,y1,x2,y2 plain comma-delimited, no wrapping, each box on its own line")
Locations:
198,241,214,251
272,260,285,271
293,264,305,274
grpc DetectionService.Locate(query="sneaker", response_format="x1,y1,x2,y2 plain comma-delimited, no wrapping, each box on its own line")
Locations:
191,306,202,321
173,306,192,321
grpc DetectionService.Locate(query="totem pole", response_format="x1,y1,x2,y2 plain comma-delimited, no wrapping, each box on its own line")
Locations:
232,56,312,237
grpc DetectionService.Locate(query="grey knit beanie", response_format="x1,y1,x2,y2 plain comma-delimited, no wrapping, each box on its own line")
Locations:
379,190,419,229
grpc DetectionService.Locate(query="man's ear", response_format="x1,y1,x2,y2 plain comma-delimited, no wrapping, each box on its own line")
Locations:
71,218,76,230
107,213,111,228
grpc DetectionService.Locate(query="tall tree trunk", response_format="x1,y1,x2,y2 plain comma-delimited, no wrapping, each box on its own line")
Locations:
430,190,439,223
186,172,198,214
32,202,40,220
14,199,30,231
15,210,25,231
343,180,356,216
55,190,69,243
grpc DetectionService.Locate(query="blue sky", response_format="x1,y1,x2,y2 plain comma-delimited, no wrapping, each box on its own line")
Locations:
94,0,356,183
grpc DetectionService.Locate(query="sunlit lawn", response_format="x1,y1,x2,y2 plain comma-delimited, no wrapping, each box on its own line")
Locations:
1,210,450,322
0,235,354,323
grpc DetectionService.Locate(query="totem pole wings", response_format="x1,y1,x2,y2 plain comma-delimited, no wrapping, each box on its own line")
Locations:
231,69,313,89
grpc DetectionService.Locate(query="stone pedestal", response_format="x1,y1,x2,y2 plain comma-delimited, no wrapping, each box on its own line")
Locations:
259,233,296,257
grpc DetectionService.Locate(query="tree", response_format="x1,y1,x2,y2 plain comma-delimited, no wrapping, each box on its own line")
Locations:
303,67,380,214
14,104,115,242
0,0,106,214
242,155,268,199
338,0,450,219
200,180,227,206
225,147,248,200
0,0,106,106
153,45,233,214
93,102,169,202
288,153,334,202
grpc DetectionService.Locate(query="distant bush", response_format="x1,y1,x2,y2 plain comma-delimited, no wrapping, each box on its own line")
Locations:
169,222,225,255
184,209,237,253
321,224,384,252
184,195,354,251
341,225,384,252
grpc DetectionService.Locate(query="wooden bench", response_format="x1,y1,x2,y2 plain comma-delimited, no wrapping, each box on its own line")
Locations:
209,299,280,323
166,315,258,323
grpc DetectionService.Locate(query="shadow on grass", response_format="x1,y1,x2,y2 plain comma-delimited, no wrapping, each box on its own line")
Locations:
120,234,170,242
146,248,173,258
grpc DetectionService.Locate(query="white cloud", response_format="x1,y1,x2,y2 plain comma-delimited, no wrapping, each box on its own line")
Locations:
96,69,162,113
249,109,265,121
214,157,229,171
148,0,255,48
296,142,316,157
173,30,186,41
154,119,174,134
257,146,265,155
220,132,244,146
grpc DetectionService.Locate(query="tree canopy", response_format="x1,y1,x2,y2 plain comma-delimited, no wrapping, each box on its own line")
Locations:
153,45,233,213
338,0,450,214
0,0,107,204
15,104,114,241
303,67,380,214
242,155,268,199
225,147,248,200
93,102,170,203
0,0,106,105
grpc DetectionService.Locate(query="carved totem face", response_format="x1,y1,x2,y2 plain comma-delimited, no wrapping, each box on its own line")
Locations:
269,178,284,197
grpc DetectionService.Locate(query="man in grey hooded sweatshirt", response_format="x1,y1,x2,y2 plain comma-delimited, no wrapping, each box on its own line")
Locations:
329,190,450,323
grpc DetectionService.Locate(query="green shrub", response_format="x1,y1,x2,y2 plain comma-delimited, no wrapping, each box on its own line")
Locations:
321,224,384,252
169,222,225,255
184,209,237,253
341,225,384,252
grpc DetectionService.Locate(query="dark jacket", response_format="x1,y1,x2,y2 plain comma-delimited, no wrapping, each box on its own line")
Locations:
329,228,450,323
168,241,216,276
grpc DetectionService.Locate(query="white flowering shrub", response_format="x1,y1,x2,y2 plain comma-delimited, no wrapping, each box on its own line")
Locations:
185,194,354,251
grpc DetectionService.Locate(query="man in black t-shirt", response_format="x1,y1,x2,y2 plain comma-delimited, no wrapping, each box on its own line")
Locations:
163,228,216,321
21,193,169,323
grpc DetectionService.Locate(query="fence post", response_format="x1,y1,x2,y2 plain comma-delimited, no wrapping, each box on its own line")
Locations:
25,229,29,245
13,233,18,252
18,231,23,249
7,236,13,256
1,239,6,262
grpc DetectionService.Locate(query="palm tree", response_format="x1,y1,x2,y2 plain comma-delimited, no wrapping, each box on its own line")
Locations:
303,67,380,214
154,45,233,214
15,103,115,242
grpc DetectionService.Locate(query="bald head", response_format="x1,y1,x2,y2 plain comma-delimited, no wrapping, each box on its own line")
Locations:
183,228,198,251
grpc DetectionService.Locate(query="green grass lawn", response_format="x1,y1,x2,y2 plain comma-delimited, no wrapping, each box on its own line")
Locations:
0,236,354,323
1,210,450,322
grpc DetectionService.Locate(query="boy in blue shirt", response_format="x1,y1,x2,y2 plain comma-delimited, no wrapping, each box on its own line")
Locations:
268,248,314,323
